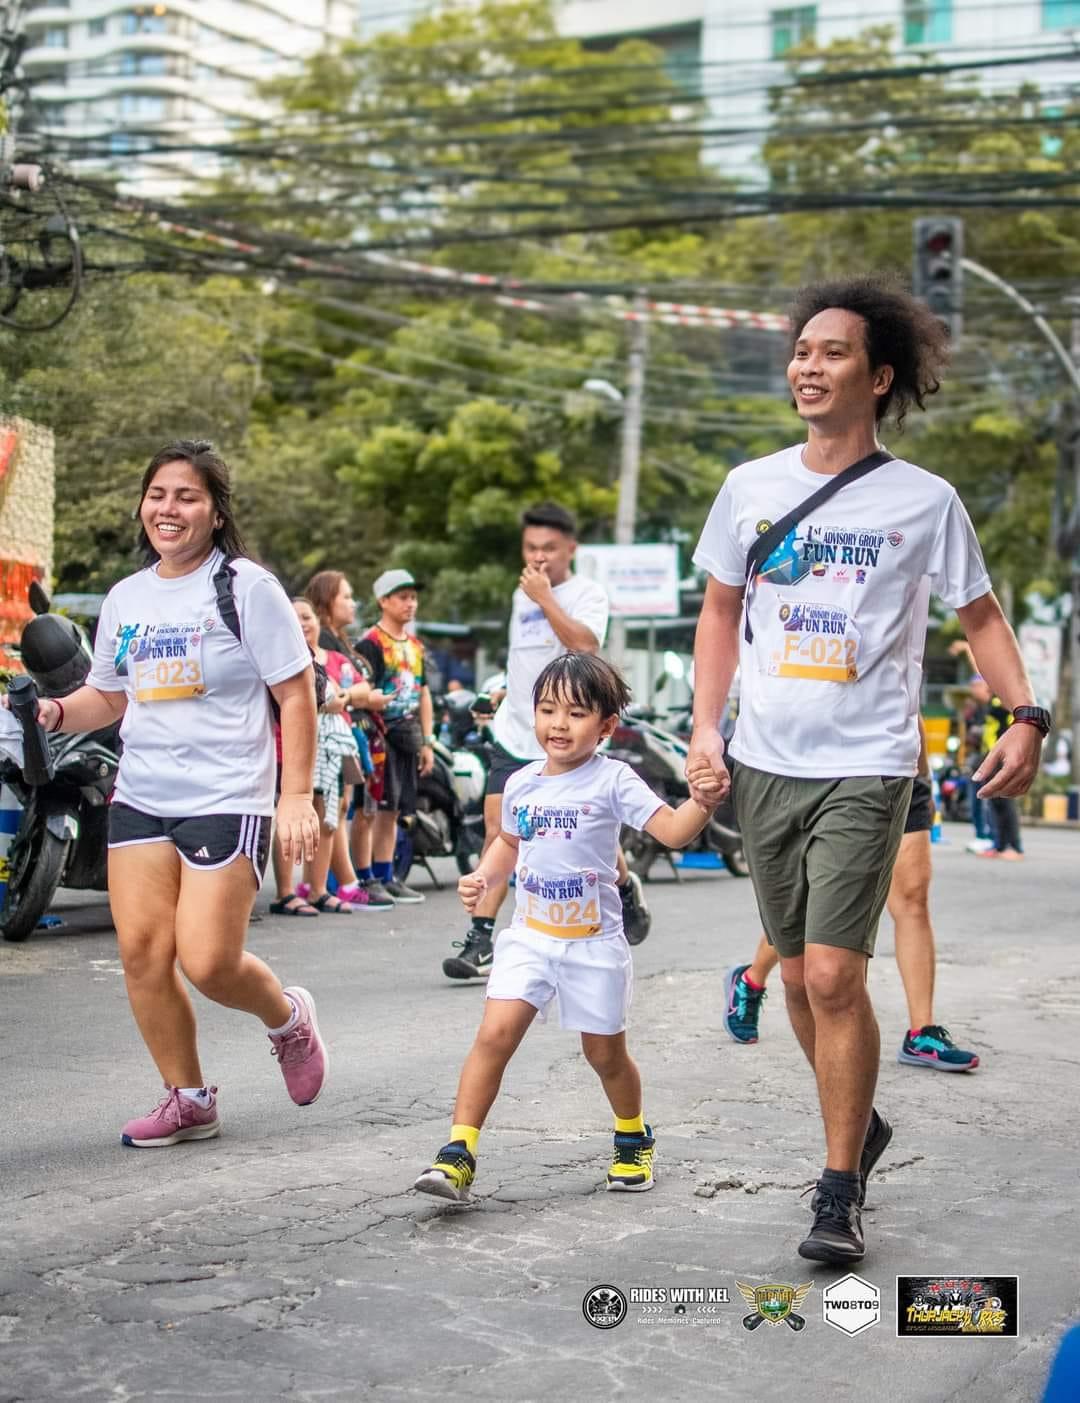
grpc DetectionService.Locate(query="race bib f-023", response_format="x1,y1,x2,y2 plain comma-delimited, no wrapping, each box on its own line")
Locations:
767,601,860,683
125,624,208,702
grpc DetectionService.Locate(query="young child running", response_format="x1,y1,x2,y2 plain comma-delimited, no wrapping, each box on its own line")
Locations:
413,652,719,1202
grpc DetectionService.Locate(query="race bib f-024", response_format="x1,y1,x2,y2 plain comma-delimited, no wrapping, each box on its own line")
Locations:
519,868,602,938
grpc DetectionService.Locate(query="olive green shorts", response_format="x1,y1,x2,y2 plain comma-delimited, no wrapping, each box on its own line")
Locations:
731,762,913,959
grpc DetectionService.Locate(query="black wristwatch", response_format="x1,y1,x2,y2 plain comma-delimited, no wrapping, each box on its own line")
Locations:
1012,705,1051,738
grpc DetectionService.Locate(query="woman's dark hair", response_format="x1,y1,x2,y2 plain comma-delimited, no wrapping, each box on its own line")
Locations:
533,652,631,718
305,570,347,628
521,501,577,538
137,440,246,563
788,275,950,430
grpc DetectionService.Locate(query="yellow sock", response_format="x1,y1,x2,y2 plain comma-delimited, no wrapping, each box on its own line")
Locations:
450,1123,480,1156
615,1113,645,1135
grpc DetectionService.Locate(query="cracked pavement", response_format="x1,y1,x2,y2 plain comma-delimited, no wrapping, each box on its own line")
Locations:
3,825,1078,1401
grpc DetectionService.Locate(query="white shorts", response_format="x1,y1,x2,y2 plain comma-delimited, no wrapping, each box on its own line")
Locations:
486,926,633,1035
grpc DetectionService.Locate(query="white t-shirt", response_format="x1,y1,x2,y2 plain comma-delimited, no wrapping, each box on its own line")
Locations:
501,754,663,940
88,550,310,817
693,444,991,779
492,575,610,760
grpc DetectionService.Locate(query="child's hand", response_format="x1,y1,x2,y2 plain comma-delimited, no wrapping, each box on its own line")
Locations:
458,871,488,912
687,757,723,791
689,782,720,812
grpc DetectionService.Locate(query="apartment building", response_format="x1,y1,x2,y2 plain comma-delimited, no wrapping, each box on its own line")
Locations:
21,1,358,189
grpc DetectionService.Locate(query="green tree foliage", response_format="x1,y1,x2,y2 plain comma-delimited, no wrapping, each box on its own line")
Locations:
4,4,1077,624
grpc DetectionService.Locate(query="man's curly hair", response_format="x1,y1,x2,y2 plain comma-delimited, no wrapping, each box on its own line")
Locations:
788,274,951,431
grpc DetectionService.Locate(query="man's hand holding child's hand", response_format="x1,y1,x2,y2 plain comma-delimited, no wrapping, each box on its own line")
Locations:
458,871,489,912
686,756,724,811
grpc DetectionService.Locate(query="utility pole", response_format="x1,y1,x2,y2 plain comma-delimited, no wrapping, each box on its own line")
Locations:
609,292,647,667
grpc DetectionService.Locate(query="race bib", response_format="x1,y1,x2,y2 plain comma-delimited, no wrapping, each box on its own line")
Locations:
129,625,207,703
514,603,556,650
766,601,860,683
520,868,602,939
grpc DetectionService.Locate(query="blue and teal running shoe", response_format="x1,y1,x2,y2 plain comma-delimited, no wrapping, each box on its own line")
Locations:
898,1025,979,1072
722,964,767,1044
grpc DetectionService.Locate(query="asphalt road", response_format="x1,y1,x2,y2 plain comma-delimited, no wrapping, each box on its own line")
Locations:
2,824,1078,1402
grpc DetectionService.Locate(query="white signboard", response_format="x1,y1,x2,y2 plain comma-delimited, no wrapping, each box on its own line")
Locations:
1018,622,1062,709
576,543,680,618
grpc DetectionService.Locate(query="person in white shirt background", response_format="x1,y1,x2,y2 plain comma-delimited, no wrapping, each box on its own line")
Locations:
688,276,1046,1266
442,502,650,983
18,441,329,1149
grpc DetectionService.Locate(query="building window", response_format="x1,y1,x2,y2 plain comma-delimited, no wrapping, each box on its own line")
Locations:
121,10,168,34
771,6,816,57
40,102,67,126
1043,0,1080,26
904,0,952,42
43,26,68,47
88,16,107,36
119,50,168,75
118,92,167,119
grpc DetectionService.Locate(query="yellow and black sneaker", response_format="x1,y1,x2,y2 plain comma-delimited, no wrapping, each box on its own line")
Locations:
413,1140,476,1202
606,1126,656,1193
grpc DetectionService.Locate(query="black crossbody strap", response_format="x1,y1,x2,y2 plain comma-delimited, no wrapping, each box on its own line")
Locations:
743,449,893,643
211,555,242,644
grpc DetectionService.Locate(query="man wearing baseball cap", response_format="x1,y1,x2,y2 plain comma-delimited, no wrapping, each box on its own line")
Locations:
356,569,433,904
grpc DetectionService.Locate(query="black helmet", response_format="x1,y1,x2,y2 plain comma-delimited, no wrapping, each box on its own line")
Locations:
19,613,92,697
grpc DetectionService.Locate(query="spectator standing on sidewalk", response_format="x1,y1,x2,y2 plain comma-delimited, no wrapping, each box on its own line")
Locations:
290,599,365,913
305,570,394,911
688,276,1046,1265
356,569,434,905
970,676,1025,860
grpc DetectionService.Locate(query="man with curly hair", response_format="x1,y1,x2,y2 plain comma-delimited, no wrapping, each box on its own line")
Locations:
688,277,1047,1265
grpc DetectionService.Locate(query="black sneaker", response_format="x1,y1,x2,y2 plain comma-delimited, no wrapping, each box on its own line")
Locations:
443,929,494,980
797,1177,865,1264
619,872,651,946
383,878,425,905
859,1107,893,1204
361,879,396,910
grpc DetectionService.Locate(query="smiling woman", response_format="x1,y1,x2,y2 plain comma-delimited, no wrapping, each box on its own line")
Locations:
25,438,331,1151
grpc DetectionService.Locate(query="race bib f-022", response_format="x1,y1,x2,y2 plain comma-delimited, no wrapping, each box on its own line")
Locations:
767,601,860,683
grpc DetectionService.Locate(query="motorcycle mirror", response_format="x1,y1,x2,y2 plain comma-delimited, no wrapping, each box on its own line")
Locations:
29,581,52,616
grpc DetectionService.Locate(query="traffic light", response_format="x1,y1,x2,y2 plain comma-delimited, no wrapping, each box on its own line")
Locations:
913,217,964,339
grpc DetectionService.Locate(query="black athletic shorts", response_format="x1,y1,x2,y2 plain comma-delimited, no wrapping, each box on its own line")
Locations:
379,741,419,816
484,741,529,798
108,803,272,882
904,776,934,835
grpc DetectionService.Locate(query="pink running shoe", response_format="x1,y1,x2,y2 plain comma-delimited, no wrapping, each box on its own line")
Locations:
121,1085,221,1148
269,986,328,1106
336,884,369,908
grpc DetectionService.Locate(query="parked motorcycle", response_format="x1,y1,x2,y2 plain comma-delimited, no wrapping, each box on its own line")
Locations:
0,590,120,942
394,724,487,888
606,707,747,881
